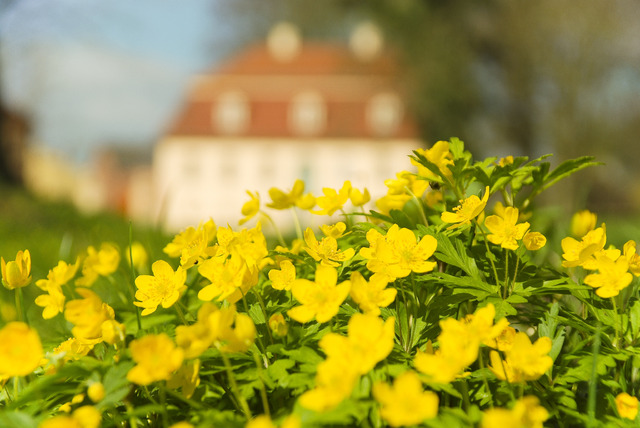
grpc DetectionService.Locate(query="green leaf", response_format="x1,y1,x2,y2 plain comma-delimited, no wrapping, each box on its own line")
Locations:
433,232,486,283
0,411,38,428
542,156,601,191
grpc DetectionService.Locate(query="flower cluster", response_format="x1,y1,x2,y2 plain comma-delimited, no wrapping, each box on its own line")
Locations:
1,139,638,427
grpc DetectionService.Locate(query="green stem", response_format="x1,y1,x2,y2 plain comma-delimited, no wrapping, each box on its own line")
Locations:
252,350,271,417
14,288,25,324
159,383,169,428
504,249,510,299
128,222,143,332
174,304,189,326
477,224,500,288
477,351,494,408
221,353,251,421
252,287,274,347
587,324,602,427
511,253,520,291
610,297,620,348
290,208,303,241
261,211,286,247
406,187,429,226
159,384,204,409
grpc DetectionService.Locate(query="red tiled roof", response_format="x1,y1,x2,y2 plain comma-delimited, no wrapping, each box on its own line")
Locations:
166,43,419,139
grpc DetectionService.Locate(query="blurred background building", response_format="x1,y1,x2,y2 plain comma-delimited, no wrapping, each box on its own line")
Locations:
1,0,640,231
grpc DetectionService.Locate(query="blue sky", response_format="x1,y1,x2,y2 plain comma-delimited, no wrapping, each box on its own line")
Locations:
0,0,232,162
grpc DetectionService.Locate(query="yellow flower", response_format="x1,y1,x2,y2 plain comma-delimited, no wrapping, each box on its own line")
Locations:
313,181,352,216
101,319,126,346
87,382,105,403
36,259,80,291
412,140,454,182
1,249,32,289
268,260,296,291
570,209,597,238
0,321,43,377
64,288,115,344
482,396,549,428
414,349,465,384
441,186,490,229
39,405,101,428
319,222,348,239
52,337,93,362
216,223,269,271
523,231,547,251
299,358,360,412
167,359,200,398
268,313,289,337
303,227,355,267
206,304,256,353
163,219,217,269
623,240,640,276
349,186,370,207
584,253,633,298
360,224,437,279
76,243,120,287
320,313,395,374
127,333,184,385
373,371,439,427
616,392,639,420
170,423,195,428
245,414,300,428
484,206,530,250
349,272,396,316
239,191,260,225
267,179,311,210
497,155,514,167
35,285,66,319
489,332,552,383
126,242,149,272
198,254,259,303
134,260,187,316
561,225,606,269
288,264,350,323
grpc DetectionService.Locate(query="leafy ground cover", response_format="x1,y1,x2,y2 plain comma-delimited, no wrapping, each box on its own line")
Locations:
1,139,640,427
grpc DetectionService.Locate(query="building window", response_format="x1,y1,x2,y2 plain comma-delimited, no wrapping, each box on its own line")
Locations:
288,91,326,137
366,92,403,137
214,91,250,135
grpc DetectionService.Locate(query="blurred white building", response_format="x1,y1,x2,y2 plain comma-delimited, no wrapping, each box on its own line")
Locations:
153,23,424,232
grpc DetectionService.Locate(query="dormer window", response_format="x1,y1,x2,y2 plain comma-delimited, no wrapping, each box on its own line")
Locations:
366,92,403,137
289,91,326,137
214,91,250,135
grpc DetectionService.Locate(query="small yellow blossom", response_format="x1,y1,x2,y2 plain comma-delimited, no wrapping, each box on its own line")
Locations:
616,392,639,420
523,231,547,251
441,186,490,229
313,181,352,216
76,243,120,287
268,313,289,337
373,371,439,427
561,226,606,269
623,240,640,276
170,423,195,428
1,249,32,289
206,304,256,353
412,140,454,182
489,332,552,383
87,382,105,403
570,209,597,238
584,253,633,298
127,333,184,385
0,321,43,377
267,179,313,210
163,219,217,269
303,227,355,267
360,224,437,279
167,359,200,398
497,155,514,167
198,254,259,303
52,338,93,362
65,288,115,345
35,285,66,319
482,396,549,428
349,186,370,207
349,272,396,316
268,260,296,291
134,260,187,316
484,206,530,250
288,264,350,323
126,242,149,272
40,405,101,428
239,191,260,225
299,357,360,412
319,222,348,239
101,320,126,346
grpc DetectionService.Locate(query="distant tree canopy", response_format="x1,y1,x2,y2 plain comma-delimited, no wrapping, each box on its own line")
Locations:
219,0,640,212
